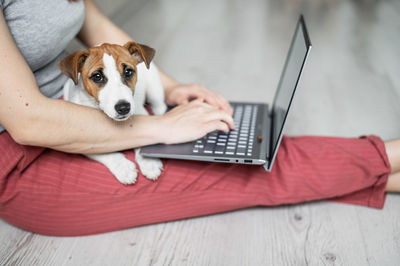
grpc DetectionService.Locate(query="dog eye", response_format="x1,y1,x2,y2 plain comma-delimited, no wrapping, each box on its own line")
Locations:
90,71,104,83
123,66,134,80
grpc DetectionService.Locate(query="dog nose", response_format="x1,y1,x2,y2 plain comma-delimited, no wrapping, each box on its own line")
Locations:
114,101,131,115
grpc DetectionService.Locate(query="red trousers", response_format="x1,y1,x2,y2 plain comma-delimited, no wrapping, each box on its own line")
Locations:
0,132,391,236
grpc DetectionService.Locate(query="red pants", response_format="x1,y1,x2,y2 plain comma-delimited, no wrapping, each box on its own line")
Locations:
0,132,391,236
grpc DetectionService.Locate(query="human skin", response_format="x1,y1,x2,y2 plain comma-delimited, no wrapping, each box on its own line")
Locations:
0,0,234,154
0,0,399,192
385,139,400,192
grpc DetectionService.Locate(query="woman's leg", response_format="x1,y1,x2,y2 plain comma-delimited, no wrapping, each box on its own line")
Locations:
0,133,392,236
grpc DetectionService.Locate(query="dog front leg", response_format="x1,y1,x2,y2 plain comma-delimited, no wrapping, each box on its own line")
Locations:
145,63,167,115
134,148,163,181
87,153,138,185
133,106,164,180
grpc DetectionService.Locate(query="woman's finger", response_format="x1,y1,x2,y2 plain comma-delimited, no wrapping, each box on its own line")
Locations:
197,86,232,115
185,85,205,96
219,95,233,115
213,93,232,115
180,98,189,104
186,85,218,107
201,108,235,129
183,101,234,129
204,120,230,133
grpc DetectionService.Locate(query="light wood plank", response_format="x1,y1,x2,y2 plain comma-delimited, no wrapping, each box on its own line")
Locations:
1,0,400,265
356,196,400,265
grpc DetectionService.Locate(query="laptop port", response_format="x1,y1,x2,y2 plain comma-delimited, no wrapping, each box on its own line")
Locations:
214,158,230,162
244,159,253,163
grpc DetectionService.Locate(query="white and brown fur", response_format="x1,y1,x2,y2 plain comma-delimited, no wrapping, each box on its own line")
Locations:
59,42,167,184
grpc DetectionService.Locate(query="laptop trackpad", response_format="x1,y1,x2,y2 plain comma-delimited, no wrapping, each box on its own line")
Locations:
141,141,195,156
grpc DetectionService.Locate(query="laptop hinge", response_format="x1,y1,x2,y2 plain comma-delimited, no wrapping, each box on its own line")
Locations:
262,104,276,172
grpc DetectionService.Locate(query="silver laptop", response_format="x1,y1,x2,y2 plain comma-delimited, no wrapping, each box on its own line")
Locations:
141,15,312,171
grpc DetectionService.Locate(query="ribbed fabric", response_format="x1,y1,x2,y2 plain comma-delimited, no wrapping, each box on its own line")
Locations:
0,132,391,236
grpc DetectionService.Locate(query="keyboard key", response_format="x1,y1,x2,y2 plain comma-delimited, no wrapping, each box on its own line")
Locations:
236,147,246,155
204,143,214,152
215,145,225,153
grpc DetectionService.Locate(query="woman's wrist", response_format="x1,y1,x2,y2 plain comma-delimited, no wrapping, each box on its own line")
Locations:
129,114,169,146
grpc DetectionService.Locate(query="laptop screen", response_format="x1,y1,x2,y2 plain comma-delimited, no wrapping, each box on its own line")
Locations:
268,16,312,167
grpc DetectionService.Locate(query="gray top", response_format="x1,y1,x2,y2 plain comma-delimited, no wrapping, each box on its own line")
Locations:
0,0,85,133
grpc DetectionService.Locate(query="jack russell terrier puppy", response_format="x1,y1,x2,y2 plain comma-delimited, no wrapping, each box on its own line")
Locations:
58,41,167,185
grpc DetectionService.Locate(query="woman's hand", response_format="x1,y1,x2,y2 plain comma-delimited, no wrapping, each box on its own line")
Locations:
164,83,234,116
157,99,235,145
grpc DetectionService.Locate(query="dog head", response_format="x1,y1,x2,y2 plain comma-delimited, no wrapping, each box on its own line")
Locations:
59,41,155,121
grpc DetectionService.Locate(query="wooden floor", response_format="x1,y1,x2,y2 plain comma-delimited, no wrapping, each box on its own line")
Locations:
1,0,400,265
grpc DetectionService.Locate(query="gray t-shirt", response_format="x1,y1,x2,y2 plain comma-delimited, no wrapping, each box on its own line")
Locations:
0,0,85,133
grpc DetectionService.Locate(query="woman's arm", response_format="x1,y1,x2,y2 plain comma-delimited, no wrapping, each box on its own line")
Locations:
0,11,159,153
0,11,233,153
77,0,233,115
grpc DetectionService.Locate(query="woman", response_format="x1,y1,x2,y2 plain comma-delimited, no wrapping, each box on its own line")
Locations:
0,0,399,236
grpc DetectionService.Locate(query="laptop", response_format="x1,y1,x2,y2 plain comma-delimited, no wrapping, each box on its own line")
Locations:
141,15,312,172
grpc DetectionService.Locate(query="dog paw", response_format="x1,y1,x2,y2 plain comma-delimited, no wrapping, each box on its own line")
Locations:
110,159,138,185
137,157,163,181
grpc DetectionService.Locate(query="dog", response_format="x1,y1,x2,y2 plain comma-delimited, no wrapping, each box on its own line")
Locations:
58,41,167,184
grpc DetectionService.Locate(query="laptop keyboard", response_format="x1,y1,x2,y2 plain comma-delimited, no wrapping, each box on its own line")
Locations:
192,104,258,157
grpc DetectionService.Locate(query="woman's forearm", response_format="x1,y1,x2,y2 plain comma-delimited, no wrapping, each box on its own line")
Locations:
17,96,162,154
1,0,234,155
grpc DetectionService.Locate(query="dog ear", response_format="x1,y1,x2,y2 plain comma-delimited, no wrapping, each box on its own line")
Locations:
123,41,155,69
58,50,89,85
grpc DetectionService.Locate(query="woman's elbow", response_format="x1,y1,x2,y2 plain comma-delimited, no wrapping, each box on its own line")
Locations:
4,101,50,146
7,125,36,146
5,117,43,146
